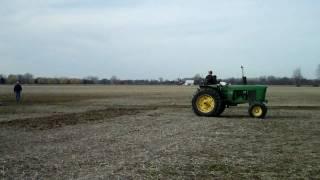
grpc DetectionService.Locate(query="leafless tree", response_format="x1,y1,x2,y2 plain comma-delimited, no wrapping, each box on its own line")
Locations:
193,74,203,85
316,64,320,80
22,73,34,84
84,76,99,84
0,74,6,84
110,76,119,85
7,74,18,84
293,68,303,87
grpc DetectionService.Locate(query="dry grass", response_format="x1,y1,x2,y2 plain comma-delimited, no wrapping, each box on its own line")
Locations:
0,85,320,179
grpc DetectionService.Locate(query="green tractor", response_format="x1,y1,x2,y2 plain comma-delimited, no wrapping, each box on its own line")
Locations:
192,67,268,118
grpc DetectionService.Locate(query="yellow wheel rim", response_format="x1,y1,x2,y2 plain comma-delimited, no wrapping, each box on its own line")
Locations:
196,95,215,113
252,106,263,117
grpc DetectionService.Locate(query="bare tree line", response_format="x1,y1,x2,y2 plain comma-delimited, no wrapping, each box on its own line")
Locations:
1,65,320,86
194,65,320,86
0,74,177,85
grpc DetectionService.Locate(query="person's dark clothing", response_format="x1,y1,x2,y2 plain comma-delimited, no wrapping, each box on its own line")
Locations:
14,84,22,102
205,75,218,85
14,84,22,93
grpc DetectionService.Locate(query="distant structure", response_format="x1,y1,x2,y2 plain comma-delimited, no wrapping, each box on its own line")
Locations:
184,79,194,86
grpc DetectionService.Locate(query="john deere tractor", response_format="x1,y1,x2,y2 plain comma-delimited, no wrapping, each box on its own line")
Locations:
192,67,268,118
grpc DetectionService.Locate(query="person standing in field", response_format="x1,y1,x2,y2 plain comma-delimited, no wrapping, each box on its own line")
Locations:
14,81,22,103
205,70,218,85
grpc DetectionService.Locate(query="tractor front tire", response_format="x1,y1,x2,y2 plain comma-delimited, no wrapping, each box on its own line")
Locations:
192,89,222,117
249,103,267,118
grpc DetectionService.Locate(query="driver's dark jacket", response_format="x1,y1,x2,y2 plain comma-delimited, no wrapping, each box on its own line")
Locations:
205,75,217,85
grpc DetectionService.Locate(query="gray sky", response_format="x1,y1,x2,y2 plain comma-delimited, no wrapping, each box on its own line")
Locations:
1,0,319,79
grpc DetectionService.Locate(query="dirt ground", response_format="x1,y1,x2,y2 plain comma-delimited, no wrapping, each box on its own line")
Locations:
0,85,320,179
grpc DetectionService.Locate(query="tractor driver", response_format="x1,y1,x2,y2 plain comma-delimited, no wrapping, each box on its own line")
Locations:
205,70,218,85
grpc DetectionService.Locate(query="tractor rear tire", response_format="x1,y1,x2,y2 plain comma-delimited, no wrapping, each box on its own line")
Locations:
217,103,226,116
192,89,222,117
248,103,267,118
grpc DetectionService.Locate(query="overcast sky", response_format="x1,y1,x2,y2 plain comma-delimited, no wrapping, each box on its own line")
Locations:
1,0,319,79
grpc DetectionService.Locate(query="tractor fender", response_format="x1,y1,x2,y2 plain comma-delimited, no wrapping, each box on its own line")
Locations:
199,85,220,90
197,85,223,97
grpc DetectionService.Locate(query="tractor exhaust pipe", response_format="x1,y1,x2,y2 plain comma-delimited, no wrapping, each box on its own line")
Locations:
241,65,247,85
